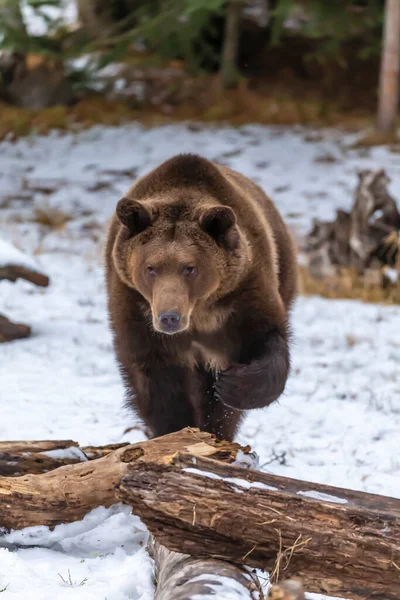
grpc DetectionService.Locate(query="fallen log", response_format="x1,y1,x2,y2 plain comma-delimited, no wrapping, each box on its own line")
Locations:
150,536,305,600
0,429,398,599
149,537,263,600
117,448,400,600
0,440,129,476
0,429,242,531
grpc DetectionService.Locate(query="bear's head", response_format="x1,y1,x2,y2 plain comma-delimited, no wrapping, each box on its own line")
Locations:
112,155,251,335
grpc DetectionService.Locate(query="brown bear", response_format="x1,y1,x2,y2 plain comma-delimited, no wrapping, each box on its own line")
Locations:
105,154,297,441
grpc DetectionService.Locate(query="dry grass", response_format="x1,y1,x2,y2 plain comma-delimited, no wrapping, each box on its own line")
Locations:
0,74,376,141
270,530,311,585
33,204,73,228
298,265,400,305
353,129,400,148
0,98,145,140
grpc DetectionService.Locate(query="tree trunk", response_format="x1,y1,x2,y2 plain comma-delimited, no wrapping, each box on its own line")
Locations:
377,0,400,133
0,429,243,531
0,0,28,40
220,1,243,89
117,450,400,600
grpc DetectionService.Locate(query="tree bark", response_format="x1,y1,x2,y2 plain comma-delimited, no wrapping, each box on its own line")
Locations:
117,451,400,600
377,0,400,133
0,440,129,476
220,1,243,89
149,537,263,600
150,535,305,600
0,428,243,531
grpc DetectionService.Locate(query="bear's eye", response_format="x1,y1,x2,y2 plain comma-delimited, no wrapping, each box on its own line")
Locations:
147,266,156,276
183,266,195,276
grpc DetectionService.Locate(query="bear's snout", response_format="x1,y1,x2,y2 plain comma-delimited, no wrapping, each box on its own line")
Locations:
157,311,182,334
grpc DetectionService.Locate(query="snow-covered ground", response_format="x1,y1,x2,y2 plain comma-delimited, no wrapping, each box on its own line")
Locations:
1,123,399,599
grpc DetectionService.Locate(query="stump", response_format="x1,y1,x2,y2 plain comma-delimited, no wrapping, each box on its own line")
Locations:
305,169,400,279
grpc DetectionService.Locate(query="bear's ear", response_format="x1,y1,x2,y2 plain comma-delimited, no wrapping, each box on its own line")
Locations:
199,205,239,250
116,197,152,236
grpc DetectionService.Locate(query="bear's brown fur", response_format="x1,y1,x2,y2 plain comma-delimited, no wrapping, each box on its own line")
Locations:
105,154,297,440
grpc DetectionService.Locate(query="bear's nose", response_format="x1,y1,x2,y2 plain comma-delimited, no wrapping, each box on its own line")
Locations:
158,311,182,332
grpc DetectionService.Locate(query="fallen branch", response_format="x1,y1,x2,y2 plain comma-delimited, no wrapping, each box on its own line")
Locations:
0,265,49,287
0,239,50,340
0,440,129,476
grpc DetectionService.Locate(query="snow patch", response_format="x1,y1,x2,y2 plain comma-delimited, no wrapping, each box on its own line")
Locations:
184,468,278,493
42,446,88,461
21,0,78,37
0,505,153,599
297,490,348,504
0,238,40,272
233,449,260,470
384,267,399,284
189,573,257,599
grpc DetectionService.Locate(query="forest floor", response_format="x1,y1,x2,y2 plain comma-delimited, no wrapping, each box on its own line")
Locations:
0,123,399,599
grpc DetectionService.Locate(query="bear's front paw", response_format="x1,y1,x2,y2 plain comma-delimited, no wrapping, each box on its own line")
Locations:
215,362,267,410
216,357,287,410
